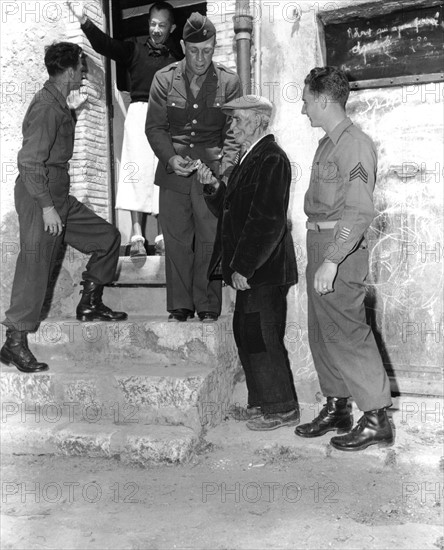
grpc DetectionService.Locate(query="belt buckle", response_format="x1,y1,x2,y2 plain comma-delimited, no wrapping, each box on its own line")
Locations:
314,222,320,232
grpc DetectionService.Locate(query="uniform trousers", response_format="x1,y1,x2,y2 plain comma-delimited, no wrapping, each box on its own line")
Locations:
233,285,298,414
159,180,221,314
306,229,392,412
3,187,121,332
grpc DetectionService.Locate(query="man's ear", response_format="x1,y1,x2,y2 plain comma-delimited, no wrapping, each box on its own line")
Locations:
319,94,328,110
170,24,176,35
180,39,186,55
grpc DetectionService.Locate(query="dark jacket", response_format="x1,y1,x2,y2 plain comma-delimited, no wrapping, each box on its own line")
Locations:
145,59,241,194
81,19,182,102
205,134,297,288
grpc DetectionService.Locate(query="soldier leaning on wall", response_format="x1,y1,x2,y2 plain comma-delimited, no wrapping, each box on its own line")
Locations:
1,42,127,374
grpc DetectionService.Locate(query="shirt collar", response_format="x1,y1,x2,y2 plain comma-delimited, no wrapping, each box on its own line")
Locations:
43,80,70,110
240,133,270,164
327,117,353,145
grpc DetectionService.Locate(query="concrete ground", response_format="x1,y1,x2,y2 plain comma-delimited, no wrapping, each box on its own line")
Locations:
1,404,443,550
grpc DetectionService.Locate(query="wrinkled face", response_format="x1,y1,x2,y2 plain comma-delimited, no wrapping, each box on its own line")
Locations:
182,36,215,76
149,9,175,45
301,84,323,127
229,109,257,147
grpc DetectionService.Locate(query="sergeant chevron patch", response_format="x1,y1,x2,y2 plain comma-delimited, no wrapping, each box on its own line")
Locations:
339,227,351,241
349,162,368,184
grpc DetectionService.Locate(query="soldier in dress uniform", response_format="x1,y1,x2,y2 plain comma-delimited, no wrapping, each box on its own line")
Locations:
146,12,241,322
295,66,394,451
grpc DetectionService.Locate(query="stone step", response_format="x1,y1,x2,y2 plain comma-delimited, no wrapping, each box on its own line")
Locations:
0,358,234,432
1,417,198,466
5,316,237,366
103,284,236,317
0,316,241,465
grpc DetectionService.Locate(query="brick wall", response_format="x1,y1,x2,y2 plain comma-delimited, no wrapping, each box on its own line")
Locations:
67,0,111,220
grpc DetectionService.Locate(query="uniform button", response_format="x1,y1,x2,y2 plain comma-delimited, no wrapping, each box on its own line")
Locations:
191,132,196,136
172,102,176,106
190,144,194,148
192,119,197,124
193,104,198,109
216,103,220,106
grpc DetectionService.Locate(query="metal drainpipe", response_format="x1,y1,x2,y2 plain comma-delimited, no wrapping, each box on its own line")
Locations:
233,0,253,94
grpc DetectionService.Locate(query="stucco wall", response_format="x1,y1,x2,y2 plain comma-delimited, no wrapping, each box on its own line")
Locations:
251,0,443,398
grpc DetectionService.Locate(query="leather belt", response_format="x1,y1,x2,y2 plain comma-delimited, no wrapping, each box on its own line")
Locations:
306,220,338,231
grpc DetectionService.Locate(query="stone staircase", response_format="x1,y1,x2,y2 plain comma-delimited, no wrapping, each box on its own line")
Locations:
0,257,242,466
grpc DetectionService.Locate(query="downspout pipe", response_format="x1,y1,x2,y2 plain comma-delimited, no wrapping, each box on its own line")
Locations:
233,0,253,94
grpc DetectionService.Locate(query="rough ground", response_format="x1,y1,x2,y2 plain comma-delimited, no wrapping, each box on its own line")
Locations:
1,418,443,550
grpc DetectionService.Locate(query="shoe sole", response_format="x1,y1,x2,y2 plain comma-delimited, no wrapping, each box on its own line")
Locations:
295,425,352,438
0,353,48,373
247,419,301,431
329,439,395,452
76,315,128,322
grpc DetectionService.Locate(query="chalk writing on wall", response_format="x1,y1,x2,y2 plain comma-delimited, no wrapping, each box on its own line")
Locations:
324,4,444,83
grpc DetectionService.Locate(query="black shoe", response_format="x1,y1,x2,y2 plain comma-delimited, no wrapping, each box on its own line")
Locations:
229,404,262,421
198,312,219,323
76,281,128,322
295,397,352,438
247,408,300,431
168,309,195,322
0,329,48,373
330,408,394,452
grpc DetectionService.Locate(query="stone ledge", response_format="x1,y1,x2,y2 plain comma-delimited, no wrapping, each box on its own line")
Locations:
0,418,197,466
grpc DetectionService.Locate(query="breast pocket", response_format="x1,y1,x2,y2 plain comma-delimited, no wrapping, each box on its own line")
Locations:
315,162,340,208
203,95,225,126
166,95,187,126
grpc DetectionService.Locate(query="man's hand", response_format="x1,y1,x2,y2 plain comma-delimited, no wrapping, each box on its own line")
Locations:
168,155,198,177
67,87,88,110
66,1,87,24
43,207,64,237
231,272,250,291
197,163,219,189
314,260,338,295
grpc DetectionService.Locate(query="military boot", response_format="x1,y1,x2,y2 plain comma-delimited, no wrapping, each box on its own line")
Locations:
330,408,394,451
0,328,48,373
76,281,128,322
295,397,352,438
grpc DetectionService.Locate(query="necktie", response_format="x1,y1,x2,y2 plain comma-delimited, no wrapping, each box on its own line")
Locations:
190,75,200,98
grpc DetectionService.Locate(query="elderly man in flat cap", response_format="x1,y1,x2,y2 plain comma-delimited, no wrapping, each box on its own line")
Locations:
197,95,299,431
146,12,241,322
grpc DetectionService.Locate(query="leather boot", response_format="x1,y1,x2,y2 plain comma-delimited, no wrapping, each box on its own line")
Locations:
330,408,394,452
76,281,128,322
0,329,49,373
295,397,352,438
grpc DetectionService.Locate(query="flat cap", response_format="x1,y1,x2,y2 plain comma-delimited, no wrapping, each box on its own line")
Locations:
222,95,273,116
183,12,216,43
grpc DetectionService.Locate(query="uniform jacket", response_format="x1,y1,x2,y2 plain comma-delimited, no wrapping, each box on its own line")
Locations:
204,134,297,288
16,81,75,209
304,117,377,263
145,59,241,194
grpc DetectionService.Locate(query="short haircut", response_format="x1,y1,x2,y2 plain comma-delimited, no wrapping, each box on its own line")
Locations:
148,2,175,24
304,66,350,107
44,42,83,76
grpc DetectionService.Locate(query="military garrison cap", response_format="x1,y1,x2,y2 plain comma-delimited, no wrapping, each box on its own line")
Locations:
222,95,274,116
182,12,216,43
